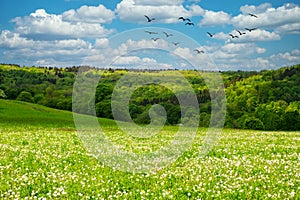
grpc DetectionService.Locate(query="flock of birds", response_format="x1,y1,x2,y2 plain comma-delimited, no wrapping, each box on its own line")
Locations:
144,13,259,54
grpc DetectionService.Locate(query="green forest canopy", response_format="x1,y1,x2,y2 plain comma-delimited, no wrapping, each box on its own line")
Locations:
0,63,299,131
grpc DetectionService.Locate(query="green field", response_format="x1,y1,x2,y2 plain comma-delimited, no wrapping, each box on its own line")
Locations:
0,99,299,199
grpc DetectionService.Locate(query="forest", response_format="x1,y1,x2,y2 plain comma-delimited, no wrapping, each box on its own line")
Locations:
0,63,299,131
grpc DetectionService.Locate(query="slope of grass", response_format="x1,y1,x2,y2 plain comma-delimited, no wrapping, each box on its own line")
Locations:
0,99,117,129
0,99,74,128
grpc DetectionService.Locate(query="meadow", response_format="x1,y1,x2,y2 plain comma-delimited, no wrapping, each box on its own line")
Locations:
0,99,299,199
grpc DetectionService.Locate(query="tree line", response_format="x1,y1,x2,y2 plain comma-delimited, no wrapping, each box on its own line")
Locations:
0,64,299,131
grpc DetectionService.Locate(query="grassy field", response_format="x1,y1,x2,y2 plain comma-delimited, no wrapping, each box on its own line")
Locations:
0,99,299,199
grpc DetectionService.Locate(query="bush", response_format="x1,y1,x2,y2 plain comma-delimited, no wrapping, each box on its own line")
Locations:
283,110,300,131
242,117,264,130
0,89,6,98
95,100,113,119
134,110,151,124
16,91,34,103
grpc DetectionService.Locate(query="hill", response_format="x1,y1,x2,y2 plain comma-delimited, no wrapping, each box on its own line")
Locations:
0,99,74,128
0,99,116,129
0,64,299,130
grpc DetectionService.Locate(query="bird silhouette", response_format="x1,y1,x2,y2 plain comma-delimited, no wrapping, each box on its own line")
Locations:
145,31,158,35
245,28,257,32
178,17,191,22
194,49,204,54
229,34,239,38
236,30,246,35
145,15,155,22
207,32,214,37
151,38,159,41
172,42,180,46
248,13,258,18
178,17,185,21
185,22,194,26
163,32,173,37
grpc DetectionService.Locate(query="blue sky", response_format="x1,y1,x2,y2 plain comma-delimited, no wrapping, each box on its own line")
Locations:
0,0,299,71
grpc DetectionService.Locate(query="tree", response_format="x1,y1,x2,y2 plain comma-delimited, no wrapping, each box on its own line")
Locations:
242,116,264,130
283,110,300,131
95,100,113,119
255,101,287,131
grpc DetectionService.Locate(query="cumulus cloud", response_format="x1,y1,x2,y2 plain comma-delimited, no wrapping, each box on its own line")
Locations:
213,29,280,43
172,47,218,70
134,0,183,6
62,4,115,24
112,55,172,69
0,30,92,66
199,10,231,26
270,49,300,63
115,0,201,24
248,49,300,70
232,3,300,34
197,42,270,70
12,9,113,40
94,38,110,49
220,43,266,55
240,3,272,14
84,38,171,67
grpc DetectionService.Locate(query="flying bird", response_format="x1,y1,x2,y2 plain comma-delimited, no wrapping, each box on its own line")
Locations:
207,32,214,37
151,38,160,41
229,34,239,38
144,15,155,22
245,28,257,32
185,22,194,26
194,49,205,54
178,17,191,22
145,31,158,35
163,32,173,37
172,42,180,46
236,30,246,35
248,13,258,18
178,17,185,21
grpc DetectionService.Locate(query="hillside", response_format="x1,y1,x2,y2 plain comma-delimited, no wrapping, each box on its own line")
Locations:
0,99,117,129
0,64,299,130
0,99,74,128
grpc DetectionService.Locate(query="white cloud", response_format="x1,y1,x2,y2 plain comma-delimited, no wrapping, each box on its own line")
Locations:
62,4,115,24
172,47,217,70
83,38,171,67
213,29,280,42
125,39,169,50
112,55,172,69
199,10,231,26
94,38,109,48
134,0,183,6
232,3,300,34
250,49,300,70
12,9,113,40
115,0,200,24
113,56,142,65
0,30,35,48
275,22,300,34
200,42,271,70
271,49,300,63
240,3,272,14
0,30,92,66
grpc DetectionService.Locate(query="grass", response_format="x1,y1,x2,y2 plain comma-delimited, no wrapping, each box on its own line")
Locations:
0,99,299,199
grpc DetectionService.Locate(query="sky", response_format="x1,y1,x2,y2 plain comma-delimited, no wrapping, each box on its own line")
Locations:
0,0,299,71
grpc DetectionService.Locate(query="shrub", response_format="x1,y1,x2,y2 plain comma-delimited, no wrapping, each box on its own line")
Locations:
16,91,34,103
242,117,264,130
